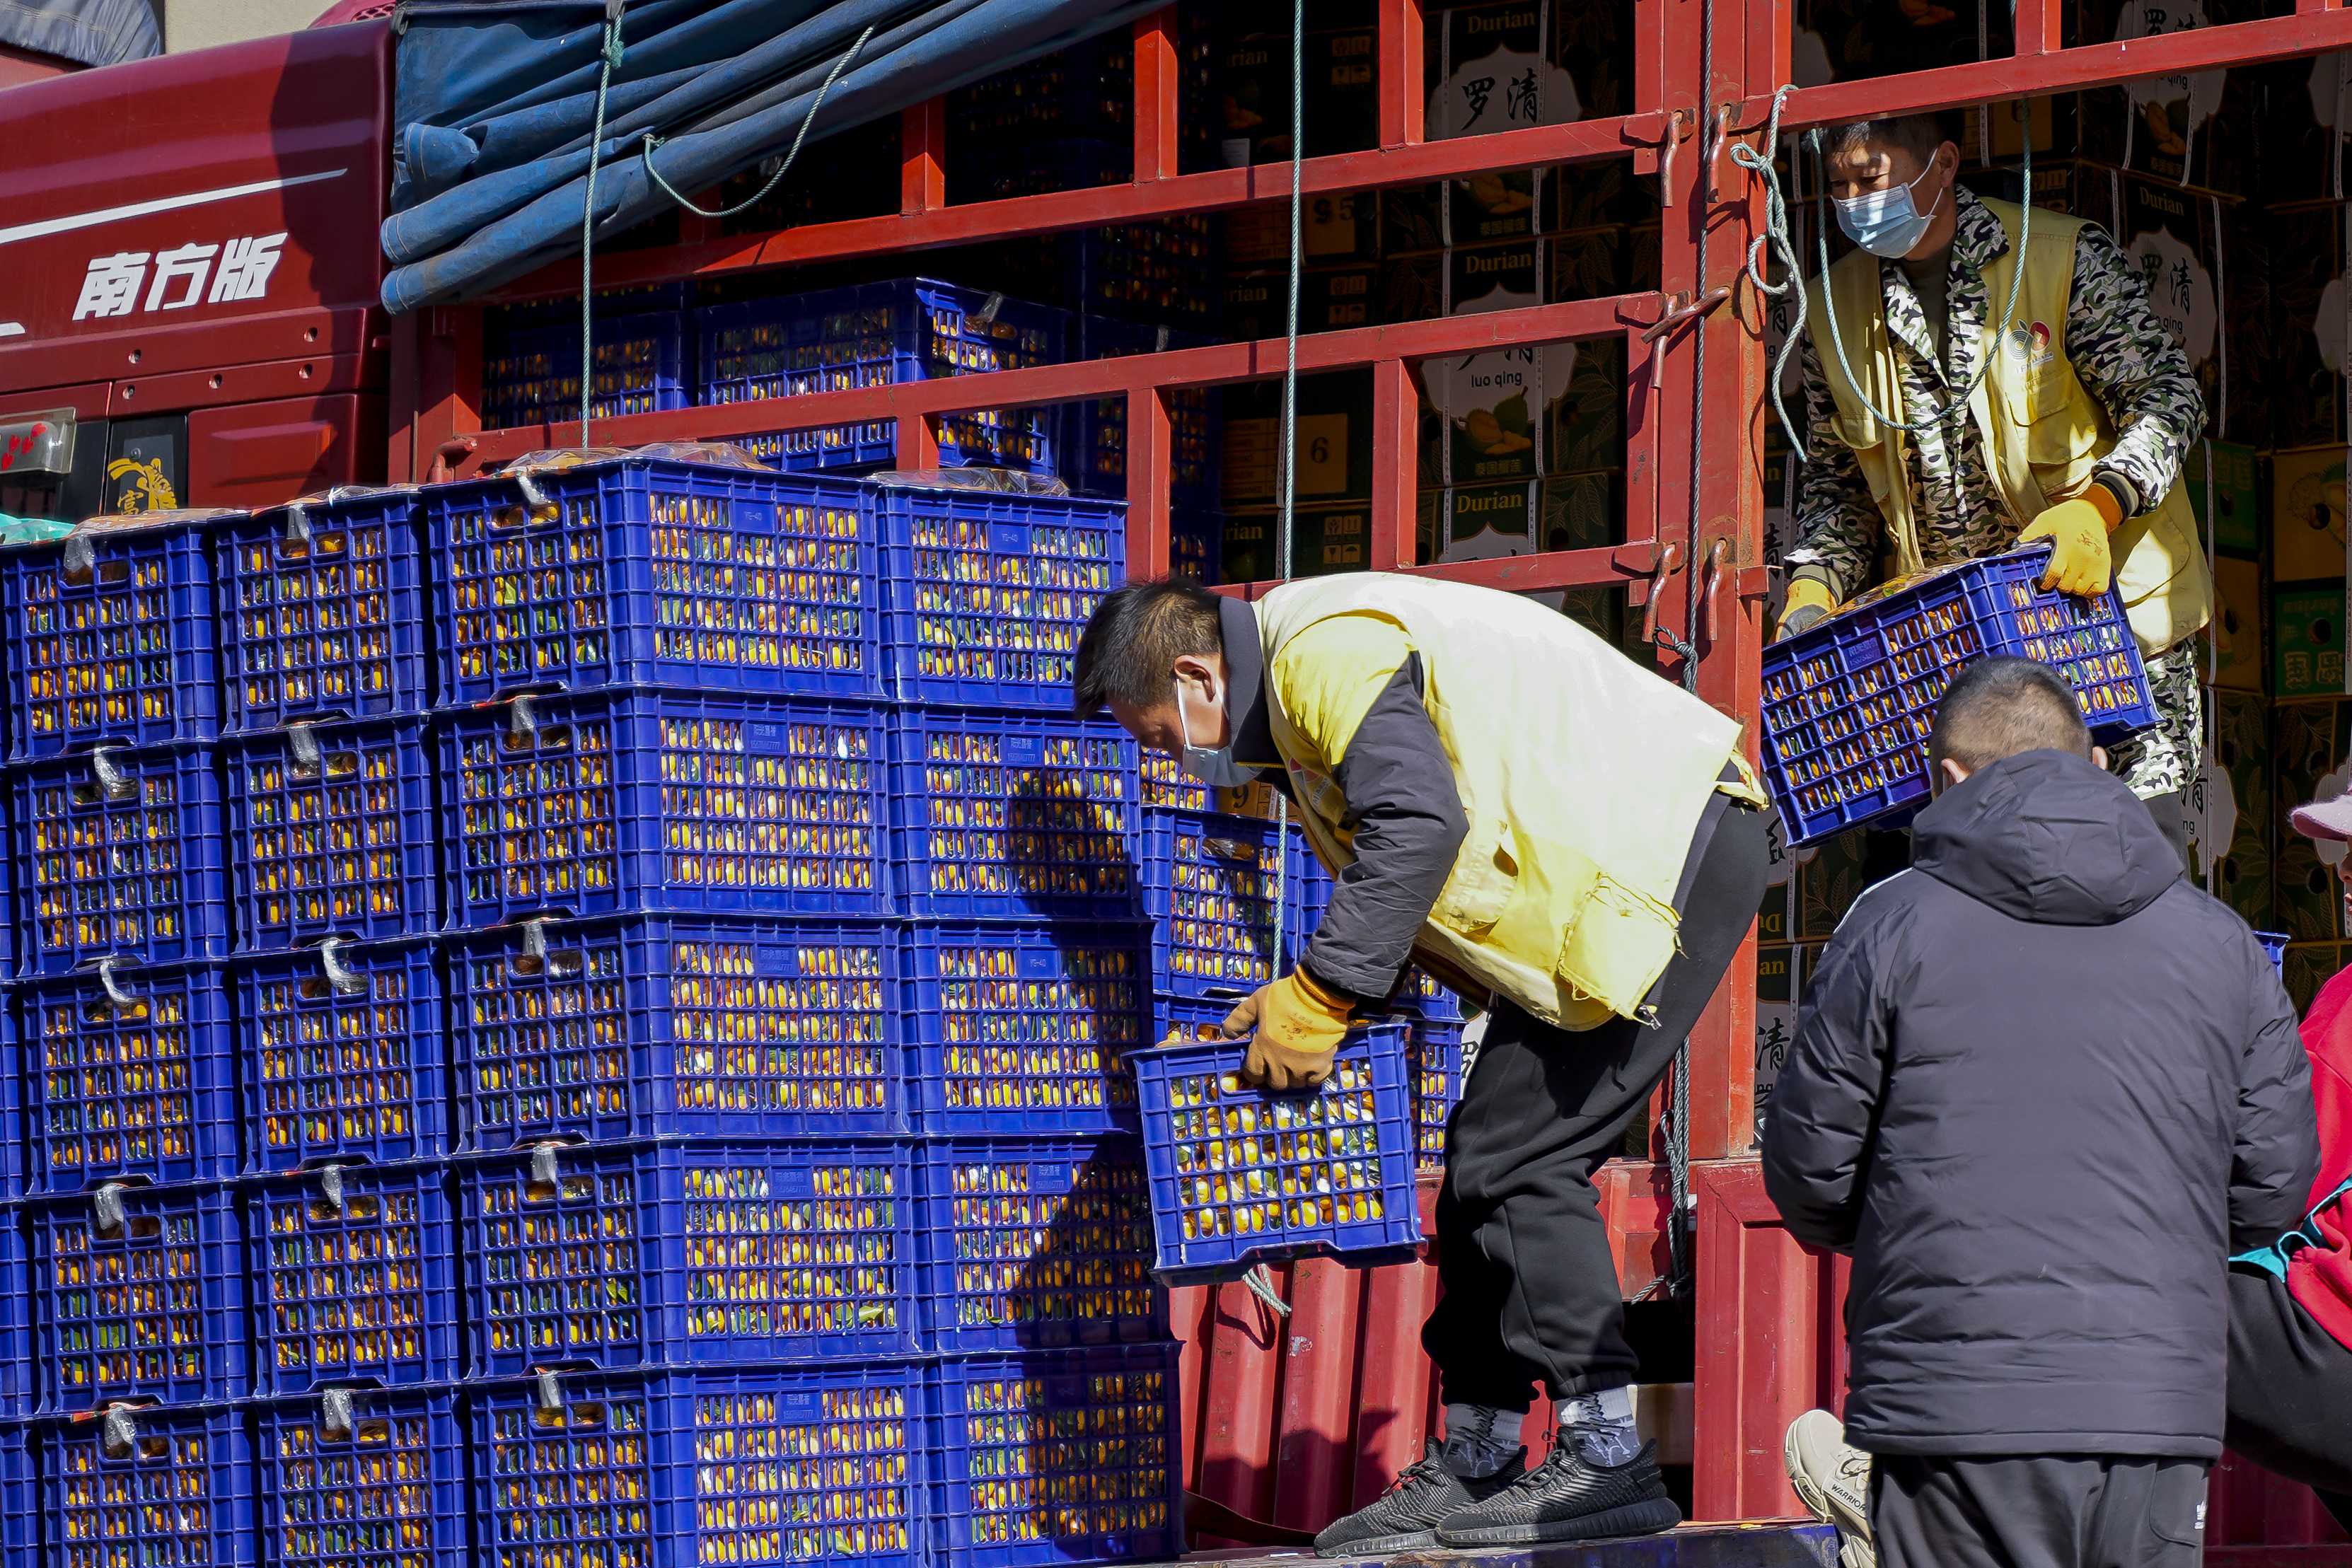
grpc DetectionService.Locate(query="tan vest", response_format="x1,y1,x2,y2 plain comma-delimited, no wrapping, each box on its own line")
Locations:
1254,575,1762,1030
1802,197,2211,655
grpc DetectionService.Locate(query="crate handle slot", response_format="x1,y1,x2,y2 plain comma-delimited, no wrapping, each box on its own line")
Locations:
89,746,133,801
93,1182,127,1236
509,695,539,742
288,722,323,774
531,1142,560,1188
61,530,93,581
535,1368,564,1412
514,472,551,513
100,1404,137,1457
316,938,367,996
282,501,312,550
95,957,139,1008
1203,837,1256,862
321,1387,354,1437
318,1163,347,1215
975,291,1006,327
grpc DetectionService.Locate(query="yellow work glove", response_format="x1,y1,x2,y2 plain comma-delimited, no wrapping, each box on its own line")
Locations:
2017,485,2125,598
1777,577,1836,641
1224,968,1355,1090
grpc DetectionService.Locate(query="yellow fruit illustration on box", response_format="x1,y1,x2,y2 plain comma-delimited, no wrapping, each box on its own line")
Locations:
1465,170,1534,216
1464,398,1534,455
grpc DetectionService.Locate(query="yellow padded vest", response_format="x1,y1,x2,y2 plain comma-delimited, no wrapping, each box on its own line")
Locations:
1801,197,2211,655
1254,575,1763,1031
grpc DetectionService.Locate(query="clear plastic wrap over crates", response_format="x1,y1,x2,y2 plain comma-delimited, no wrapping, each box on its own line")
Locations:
924,1342,1183,1568
479,308,689,430
11,741,228,977
448,914,901,1144
1139,808,1313,1000
4,516,219,757
19,959,236,1191
248,1161,457,1394
223,716,436,952
31,1180,244,1411
439,689,889,929
697,279,1065,477
215,491,427,731
915,1134,1159,1353
460,1138,915,1376
1131,1021,1422,1281
888,712,1137,920
902,924,1149,1134
41,1403,247,1566
876,484,1124,709
1760,542,2161,847
470,1363,924,1568
232,939,446,1171
255,1386,463,1568
426,455,880,704
1061,315,1220,507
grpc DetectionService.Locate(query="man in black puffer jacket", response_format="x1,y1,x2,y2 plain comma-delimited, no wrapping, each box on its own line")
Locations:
1761,655,2317,1568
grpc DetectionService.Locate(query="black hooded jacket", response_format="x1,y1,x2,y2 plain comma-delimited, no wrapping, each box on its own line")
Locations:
1761,749,2317,1458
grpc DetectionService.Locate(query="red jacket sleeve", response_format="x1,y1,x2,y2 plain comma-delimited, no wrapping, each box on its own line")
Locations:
2286,968,2352,1347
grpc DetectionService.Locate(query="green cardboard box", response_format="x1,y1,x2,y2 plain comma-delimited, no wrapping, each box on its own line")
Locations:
2207,691,2273,929
2184,439,2260,557
2275,585,2346,699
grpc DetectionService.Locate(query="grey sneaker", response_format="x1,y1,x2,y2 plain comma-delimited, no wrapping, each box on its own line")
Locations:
1314,1439,1528,1558
1784,1409,1874,1568
1432,1434,1682,1546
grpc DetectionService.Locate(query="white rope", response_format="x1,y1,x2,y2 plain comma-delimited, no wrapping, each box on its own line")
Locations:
642,26,874,219
1729,85,1807,461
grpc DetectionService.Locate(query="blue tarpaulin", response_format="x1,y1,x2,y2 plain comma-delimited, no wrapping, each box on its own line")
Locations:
382,0,1161,312
0,0,159,66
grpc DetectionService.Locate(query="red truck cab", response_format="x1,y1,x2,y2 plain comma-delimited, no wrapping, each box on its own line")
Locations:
0,20,390,519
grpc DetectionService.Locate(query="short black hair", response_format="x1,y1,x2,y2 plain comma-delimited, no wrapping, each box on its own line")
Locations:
1072,578,1224,716
1929,656,2092,776
1823,111,1964,170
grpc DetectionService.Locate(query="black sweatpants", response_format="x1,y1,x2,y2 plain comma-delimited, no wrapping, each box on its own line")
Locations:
1870,1455,2209,1568
2225,1267,2352,1533
1420,792,1768,1407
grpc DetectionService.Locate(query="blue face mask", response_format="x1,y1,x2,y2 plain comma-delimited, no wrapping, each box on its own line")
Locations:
1175,677,1258,789
1833,158,1945,260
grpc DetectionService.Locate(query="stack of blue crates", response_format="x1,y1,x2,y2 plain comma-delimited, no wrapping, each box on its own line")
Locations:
0,460,1189,1568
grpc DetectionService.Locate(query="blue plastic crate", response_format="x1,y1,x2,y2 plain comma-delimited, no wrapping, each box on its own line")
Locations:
902,924,1151,1135
888,712,1138,919
489,281,694,327
448,914,903,1144
2259,930,2290,972
1409,1015,1464,1173
440,688,890,929
460,1137,916,1376
698,279,1065,476
915,1135,1160,1353
31,1181,245,1412
877,484,1125,709
1131,1021,1421,1281
223,716,436,953
4,518,220,758
426,455,881,704
11,741,228,977
470,1364,924,1568
255,1386,464,1568
42,1403,250,1564
248,1161,457,1395
480,308,690,431
215,489,428,731
1398,965,1466,1023
18,960,236,1191
1139,808,1318,1000
1760,543,2161,847
231,938,447,1171
1061,315,1220,507
923,1343,1183,1568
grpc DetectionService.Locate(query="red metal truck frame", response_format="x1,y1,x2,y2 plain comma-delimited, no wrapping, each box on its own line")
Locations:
379,0,2352,1539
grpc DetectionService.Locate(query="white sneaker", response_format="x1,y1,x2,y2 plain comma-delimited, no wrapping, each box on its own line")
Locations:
1784,1408,1874,1568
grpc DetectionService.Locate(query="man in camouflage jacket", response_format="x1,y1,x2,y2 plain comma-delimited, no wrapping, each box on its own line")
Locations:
1790,117,2206,811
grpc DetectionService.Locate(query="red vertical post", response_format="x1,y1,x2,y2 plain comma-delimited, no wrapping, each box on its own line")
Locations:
895,412,941,470
901,99,946,214
2013,0,2059,55
1128,383,1175,578
1377,0,1425,149
1368,357,1420,571
410,305,482,477
1135,8,1181,182
387,311,421,483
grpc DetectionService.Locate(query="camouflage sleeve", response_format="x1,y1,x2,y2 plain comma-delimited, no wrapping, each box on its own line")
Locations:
2064,221,2206,516
1790,327,1882,602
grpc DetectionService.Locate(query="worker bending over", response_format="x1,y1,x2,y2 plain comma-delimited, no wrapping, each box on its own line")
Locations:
1786,111,2211,854
1075,575,1768,1551
1763,657,2314,1568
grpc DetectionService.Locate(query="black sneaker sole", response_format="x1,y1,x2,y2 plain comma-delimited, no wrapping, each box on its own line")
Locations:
1315,1528,1442,1559
1435,1496,1684,1547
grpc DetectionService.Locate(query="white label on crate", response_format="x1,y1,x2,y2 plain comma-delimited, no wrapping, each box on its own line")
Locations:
1031,1164,1075,1195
